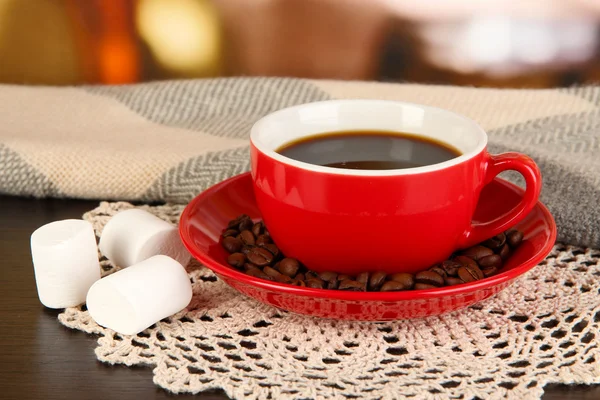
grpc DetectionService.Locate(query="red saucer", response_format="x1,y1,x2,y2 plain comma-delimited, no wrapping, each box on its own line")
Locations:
179,173,556,320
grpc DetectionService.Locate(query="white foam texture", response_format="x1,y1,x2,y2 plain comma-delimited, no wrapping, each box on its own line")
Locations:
98,209,190,268
31,219,101,309
86,255,193,336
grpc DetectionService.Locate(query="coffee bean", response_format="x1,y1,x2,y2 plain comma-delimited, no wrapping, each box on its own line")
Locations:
481,266,499,278
221,216,523,292
415,270,444,287
356,274,368,291
482,233,506,250
252,222,264,237
244,262,258,272
241,245,255,255
279,258,300,277
380,281,408,292
306,278,325,289
478,254,502,269
238,218,254,232
222,236,243,253
457,266,484,283
256,235,271,246
339,280,365,291
228,214,252,231
389,273,415,290
461,245,494,261
247,247,275,266
263,266,282,279
227,214,247,228
429,265,447,278
368,271,387,291
356,272,369,285
276,275,292,284
441,260,461,277
222,229,239,238
507,230,524,248
246,268,272,280
414,283,437,290
473,266,485,279
305,271,319,280
326,280,339,290
227,252,246,268
261,243,280,259
454,255,479,270
444,276,464,286
239,230,255,246
319,271,338,281
498,244,510,260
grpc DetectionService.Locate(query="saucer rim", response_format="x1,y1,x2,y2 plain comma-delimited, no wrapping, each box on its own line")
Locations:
179,172,557,302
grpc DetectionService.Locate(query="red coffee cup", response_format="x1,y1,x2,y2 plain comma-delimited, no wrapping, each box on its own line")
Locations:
250,100,541,274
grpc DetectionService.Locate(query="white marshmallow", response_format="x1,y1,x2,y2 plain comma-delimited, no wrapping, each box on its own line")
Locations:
31,219,101,309
98,209,190,268
86,255,192,335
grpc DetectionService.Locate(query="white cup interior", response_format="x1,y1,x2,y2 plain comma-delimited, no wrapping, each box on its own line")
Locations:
250,99,487,176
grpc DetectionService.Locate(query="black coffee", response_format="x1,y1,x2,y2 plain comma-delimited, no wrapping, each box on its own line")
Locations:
276,131,461,170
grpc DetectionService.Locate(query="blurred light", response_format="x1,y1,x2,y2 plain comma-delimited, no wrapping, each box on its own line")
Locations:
418,14,599,77
0,0,82,84
381,0,597,21
96,2,140,84
137,0,221,75
513,21,558,65
557,22,598,63
99,36,139,84
463,17,512,66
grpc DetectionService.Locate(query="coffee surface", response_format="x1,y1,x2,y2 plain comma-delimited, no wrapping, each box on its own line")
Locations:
276,131,461,170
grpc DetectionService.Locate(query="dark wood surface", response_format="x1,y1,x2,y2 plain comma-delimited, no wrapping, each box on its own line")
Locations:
1,194,598,400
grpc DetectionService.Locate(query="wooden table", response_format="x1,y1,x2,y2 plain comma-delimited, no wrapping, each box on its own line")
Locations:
1,195,598,400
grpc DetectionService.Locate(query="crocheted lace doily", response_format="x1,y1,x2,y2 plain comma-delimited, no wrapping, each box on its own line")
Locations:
58,202,600,400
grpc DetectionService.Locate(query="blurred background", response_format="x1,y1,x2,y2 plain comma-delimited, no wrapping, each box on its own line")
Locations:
2,0,600,88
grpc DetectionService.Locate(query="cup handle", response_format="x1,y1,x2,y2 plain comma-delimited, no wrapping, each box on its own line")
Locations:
459,152,542,248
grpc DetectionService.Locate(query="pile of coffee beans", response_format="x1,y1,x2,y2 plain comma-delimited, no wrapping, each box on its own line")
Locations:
220,214,524,292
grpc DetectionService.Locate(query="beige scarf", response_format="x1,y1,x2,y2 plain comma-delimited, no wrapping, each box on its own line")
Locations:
0,78,598,247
